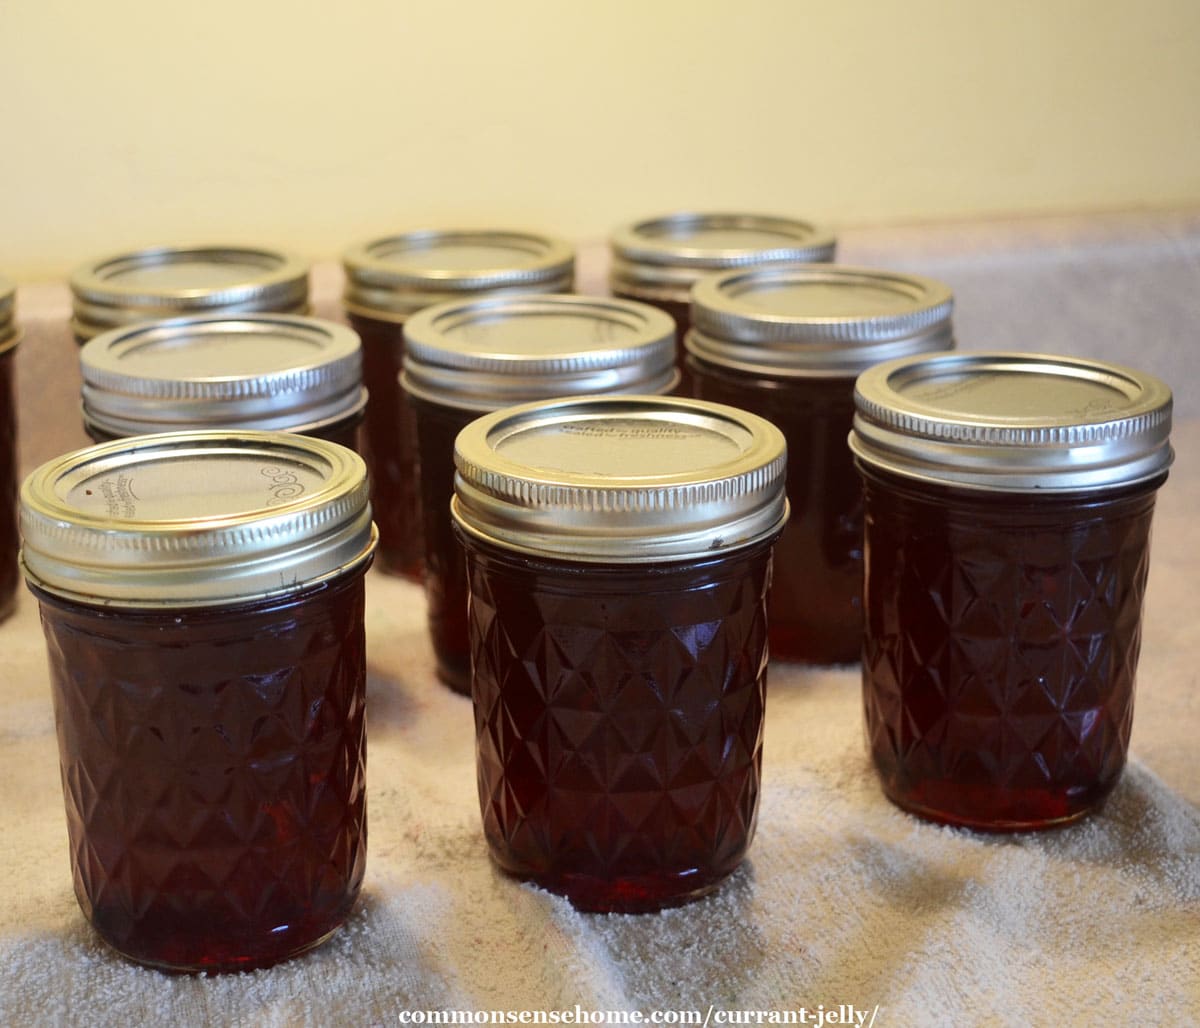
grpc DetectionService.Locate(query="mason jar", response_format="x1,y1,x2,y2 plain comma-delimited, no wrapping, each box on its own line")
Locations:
401,294,677,694
343,229,575,580
609,212,837,347
79,314,366,450
850,352,1173,831
69,244,310,343
20,432,377,972
688,264,955,664
0,276,19,621
453,395,788,912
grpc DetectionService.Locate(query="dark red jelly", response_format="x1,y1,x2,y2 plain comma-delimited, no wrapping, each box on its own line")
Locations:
34,570,368,970
347,312,424,580
690,358,862,663
464,537,774,911
0,344,17,622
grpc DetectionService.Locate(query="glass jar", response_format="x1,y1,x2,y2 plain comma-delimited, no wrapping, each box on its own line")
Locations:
79,314,366,450
402,294,678,694
343,229,575,580
0,276,19,622
453,395,788,912
688,264,955,664
20,432,377,971
850,352,1173,831
609,212,837,346
69,244,310,344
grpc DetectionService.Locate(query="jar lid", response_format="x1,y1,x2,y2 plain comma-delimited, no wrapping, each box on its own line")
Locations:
453,395,788,562
687,264,955,376
0,276,17,354
401,294,678,411
70,244,311,339
850,351,1174,492
20,431,376,607
80,314,366,436
610,212,837,300
343,229,575,322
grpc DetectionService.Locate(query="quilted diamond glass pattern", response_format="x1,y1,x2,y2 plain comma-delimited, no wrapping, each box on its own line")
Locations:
36,571,369,971
860,466,1162,830
463,537,775,912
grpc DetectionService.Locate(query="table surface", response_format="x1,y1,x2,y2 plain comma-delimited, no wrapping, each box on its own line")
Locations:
1,217,1197,1026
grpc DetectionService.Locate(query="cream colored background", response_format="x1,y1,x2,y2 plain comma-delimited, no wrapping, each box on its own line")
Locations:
2,0,1199,279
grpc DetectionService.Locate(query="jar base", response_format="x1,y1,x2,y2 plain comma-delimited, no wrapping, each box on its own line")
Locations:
436,657,471,696
879,778,1108,833
497,861,735,913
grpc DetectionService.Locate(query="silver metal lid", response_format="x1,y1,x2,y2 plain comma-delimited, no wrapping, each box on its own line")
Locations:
70,245,311,338
20,431,376,607
401,294,678,411
452,395,788,562
687,264,955,377
343,229,575,322
610,212,837,301
79,314,366,436
0,276,17,354
850,351,1174,493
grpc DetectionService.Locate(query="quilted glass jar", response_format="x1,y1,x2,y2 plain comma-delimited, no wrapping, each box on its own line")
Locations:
453,395,788,911
850,352,1173,831
343,229,574,579
79,314,366,450
402,293,677,693
0,276,19,622
609,212,836,350
69,244,310,343
688,264,954,664
20,432,377,971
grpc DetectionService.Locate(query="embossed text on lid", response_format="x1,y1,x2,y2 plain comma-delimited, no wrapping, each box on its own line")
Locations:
80,314,365,435
20,431,376,606
452,395,788,562
343,229,575,320
850,351,1174,492
401,294,677,410
687,263,955,376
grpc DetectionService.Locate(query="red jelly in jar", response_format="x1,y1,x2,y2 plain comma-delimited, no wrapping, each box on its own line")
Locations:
452,396,789,911
0,276,19,621
401,293,678,694
69,244,311,344
850,352,1173,831
688,264,955,664
80,313,366,449
609,212,837,353
20,432,377,971
343,229,575,580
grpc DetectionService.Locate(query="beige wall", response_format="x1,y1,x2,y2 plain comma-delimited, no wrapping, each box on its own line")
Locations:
3,0,1199,279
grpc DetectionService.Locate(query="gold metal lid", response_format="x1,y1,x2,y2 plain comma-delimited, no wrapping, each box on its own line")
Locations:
610,212,837,302
80,314,366,437
401,294,678,411
20,431,376,607
69,245,311,339
850,352,1174,492
452,395,788,562
687,263,955,377
343,229,575,322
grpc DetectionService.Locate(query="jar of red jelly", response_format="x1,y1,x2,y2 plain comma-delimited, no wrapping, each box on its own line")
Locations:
402,294,678,694
69,244,311,343
452,395,788,911
849,352,1173,831
0,275,20,622
609,212,837,345
80,314,366,450
343,229,575,580
20,432,377,972
688,264,955,664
